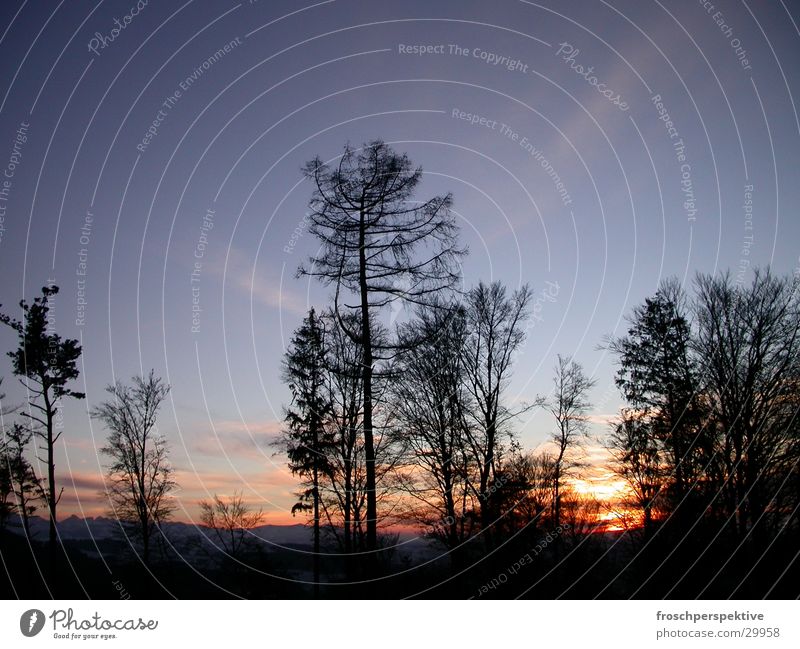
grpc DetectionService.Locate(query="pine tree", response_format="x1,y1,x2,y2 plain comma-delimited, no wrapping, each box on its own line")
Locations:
281,308,335,595
1,423,44,537
0,285,84,563
609,279,704,510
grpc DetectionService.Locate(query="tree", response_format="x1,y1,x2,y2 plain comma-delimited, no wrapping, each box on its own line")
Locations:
300,140,465,553
393,303,476,550
485,448,555,542
92,371,174,566
508,451,556,525
461,281,533,538
607,270,800,548
0,285,84,559
1,423,44,537
607,409,665,538
199,491,264,560
317,310,367,558
281,308,334,593
546,355,595,530
0,440,12,534
0,379,13,533
609,279,708,515
693,269,800,539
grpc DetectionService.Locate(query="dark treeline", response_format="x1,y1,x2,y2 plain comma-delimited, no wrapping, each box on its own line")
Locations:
275,141,800,598
603,271,800,597
276,271,800,598
1,141,798,599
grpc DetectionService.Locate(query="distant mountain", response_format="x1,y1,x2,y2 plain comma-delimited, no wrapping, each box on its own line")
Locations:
4,514,440,566
6,514,313,546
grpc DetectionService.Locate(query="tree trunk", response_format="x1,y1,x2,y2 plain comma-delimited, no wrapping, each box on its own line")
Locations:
443,469,457,547
21,500,30,538
143,529,150,566
313,420,320,597
358,210,377,557
343,443,352,577
553,422,567,530
479,417,496,541
44,390,57,575
554,473,561,530
141,498,150,566
733,426,745,537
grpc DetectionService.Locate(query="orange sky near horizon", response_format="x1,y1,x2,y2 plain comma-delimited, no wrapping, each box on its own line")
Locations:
52,440,638,532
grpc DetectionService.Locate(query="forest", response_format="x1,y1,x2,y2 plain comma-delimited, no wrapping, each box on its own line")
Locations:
1,141,798,599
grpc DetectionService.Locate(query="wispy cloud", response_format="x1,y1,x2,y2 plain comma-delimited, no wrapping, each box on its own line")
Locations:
206,246,309,315
54,463,301,524
586,412,619,426
186,418,283,460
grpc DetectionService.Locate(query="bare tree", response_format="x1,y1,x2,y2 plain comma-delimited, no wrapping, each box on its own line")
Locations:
0,286,84,561
607,409,666,538
461,281,533,538
300,140,465,553
92,371,174,566
199,491,264,560
546,355,596,530
317,311,364,557
693,269,800,539
393,303,477,550
509,451,556,524
485,448,555,541
560,492,601,543
321,312,399,556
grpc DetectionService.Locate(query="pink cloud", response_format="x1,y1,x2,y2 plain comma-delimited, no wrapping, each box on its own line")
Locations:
53,460,302,525
208,246,309,315
184,418,284,461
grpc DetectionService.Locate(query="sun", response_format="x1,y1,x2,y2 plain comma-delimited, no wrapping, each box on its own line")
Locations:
567,474,643,532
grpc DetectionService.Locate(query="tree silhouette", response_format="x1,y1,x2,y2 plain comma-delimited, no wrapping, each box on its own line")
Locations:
607,409,665,538
488,449,555,540
546,355,595,531
693,269,800,540
609,278,706,513
0,379,12,534
92,371,174,566
281,308,334,594
316,310,368,560
0,441,11,534
1,423,44,538
608,270,800,552
199,491,264,560
393,302,476,550
300,140,465,554
461,281,533,539
0,285,84,562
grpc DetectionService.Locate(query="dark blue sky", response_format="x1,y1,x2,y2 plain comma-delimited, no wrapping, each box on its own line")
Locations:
0,0,798,520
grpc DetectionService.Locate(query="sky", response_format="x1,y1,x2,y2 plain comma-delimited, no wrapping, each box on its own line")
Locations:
0,0,798,524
